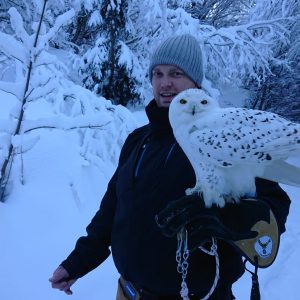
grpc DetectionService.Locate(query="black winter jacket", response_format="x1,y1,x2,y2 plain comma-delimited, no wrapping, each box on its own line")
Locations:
61,100,291,296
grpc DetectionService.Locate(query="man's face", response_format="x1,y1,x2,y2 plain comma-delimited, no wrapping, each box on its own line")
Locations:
151,65,197,108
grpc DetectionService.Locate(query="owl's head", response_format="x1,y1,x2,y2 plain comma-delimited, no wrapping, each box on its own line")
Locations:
169,88,219,127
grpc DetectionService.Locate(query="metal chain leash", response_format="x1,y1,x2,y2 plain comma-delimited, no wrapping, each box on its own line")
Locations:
176,229,220,300
176,228,190,300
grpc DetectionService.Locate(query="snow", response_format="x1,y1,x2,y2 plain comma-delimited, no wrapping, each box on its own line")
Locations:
0,31,28,65
8,7,31,48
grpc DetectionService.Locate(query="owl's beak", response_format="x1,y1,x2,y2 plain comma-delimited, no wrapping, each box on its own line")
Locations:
192,105,196,115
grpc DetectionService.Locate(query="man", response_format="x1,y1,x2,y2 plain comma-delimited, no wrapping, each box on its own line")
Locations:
50,34,290,299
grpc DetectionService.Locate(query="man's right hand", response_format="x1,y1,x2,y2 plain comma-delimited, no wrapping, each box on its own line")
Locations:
49,265,77,295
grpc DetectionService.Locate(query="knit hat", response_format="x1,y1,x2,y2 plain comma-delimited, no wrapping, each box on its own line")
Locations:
149,34,203,87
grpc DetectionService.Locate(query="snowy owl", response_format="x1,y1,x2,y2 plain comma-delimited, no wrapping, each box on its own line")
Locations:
169,88,300,208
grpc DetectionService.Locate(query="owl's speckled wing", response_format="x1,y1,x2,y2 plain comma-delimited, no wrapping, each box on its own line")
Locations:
189,107,300,167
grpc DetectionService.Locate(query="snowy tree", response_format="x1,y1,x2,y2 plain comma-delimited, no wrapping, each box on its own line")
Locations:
175,0,253,28
76,0,144,106
245,0,300,121
0,2,137,202
0,2,75,200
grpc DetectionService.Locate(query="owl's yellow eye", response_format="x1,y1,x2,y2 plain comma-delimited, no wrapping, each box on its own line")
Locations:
201,99,208,104
180,99,187,104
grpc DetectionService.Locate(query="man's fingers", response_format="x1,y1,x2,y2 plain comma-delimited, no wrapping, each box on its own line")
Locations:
49,266,76,295
50,279,75,295
63,279,76,295
156,195,205,227
50,279,68,289
49,276,76,294
160,209,208,236
64,289,73,295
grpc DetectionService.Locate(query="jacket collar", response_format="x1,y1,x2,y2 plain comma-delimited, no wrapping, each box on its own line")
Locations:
145,99,173,134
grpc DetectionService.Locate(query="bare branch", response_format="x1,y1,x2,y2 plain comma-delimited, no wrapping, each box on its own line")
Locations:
23,121,112,134
0,88,19,98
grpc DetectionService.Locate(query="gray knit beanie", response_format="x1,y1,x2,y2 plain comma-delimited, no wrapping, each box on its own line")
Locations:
149,34,203,87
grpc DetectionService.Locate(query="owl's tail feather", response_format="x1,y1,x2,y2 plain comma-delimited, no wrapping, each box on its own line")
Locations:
262,160,300,187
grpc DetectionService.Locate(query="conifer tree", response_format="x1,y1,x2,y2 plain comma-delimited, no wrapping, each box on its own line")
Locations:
80,0,142,106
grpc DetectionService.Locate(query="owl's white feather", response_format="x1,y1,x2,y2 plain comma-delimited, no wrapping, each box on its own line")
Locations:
169,88,300,207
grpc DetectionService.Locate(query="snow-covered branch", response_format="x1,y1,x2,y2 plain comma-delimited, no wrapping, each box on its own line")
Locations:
8,7,32,49
0,31,28,64
201,16,292,83
39,9,75,47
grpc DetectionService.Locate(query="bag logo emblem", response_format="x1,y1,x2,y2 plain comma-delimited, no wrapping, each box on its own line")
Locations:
255,235,273,258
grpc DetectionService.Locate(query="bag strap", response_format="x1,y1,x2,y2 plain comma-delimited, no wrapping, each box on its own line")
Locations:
244,257,261,300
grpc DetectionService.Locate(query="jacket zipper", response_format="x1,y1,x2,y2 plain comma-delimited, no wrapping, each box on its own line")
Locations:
134,142,148,178
165,142,177,165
